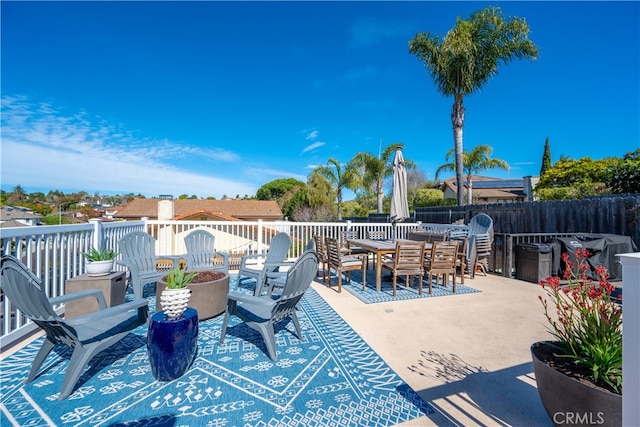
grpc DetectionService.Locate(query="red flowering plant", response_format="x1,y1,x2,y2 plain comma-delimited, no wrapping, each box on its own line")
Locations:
538,249,622,393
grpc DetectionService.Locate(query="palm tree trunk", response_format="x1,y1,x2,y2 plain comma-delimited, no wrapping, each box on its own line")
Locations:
451,95,466,206
376,178,384,213
337,190,343,220
466,175,473,205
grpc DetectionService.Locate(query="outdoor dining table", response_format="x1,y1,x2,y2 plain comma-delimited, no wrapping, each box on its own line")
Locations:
347,239,432,292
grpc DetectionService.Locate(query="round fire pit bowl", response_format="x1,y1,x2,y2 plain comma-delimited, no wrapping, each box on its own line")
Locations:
156,270,229,320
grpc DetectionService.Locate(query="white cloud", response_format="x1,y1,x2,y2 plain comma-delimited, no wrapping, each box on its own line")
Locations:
1,140,252,196
306,130,319,140
0,95,253,198
302,141,325,153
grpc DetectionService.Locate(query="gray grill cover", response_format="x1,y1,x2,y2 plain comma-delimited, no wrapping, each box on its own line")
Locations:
548,234,637,281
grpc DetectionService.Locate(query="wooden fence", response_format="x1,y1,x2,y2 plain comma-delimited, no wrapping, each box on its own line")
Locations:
414,195,640,247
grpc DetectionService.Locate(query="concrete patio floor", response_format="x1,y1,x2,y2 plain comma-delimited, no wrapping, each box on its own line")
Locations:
311,271,554,426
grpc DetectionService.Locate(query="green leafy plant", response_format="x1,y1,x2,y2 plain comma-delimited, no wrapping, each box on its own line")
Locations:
165,266,198,289
82,247,119,262
538,249,622,393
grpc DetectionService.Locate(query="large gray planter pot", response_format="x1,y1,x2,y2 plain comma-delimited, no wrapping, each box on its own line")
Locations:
531,341,622,427
156,270,229,320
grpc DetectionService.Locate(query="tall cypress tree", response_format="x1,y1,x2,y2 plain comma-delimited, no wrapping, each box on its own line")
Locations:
540,137,551,176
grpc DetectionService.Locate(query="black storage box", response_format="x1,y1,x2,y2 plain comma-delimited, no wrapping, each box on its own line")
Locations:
516,243,552,283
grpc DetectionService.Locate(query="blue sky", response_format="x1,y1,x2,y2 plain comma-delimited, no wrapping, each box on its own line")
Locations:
2,1,638,200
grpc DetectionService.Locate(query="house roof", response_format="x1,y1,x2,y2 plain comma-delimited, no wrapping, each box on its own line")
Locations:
471,179,524,189
0,206,41,221
173,209,240,221
0,219,31,228
472,188,521,199
103,205,125,213
114,198,283,220
439,176,525,200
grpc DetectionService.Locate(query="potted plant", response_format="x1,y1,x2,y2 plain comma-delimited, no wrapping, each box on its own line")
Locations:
82,247,119,277
533,249,622,426
157,269,229,320
159,267,198,319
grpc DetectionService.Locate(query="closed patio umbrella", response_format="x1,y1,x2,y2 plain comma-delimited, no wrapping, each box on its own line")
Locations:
390,146,409,238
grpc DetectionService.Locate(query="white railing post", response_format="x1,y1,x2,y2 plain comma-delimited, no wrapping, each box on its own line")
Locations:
257,219,263,254
90,219,104,249
620,252,640,427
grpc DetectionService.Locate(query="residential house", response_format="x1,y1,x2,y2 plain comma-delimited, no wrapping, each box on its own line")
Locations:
0,206,42,227
102,205,124,220
114,199,285,262
114,198,284,221
440,176,539,203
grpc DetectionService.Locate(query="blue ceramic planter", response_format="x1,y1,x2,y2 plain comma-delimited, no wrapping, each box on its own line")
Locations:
147,308,198,381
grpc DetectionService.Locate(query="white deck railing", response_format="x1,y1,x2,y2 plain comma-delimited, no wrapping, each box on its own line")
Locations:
0,220,147,346
145,219,420,260
0,219,420,347
620,253,640,426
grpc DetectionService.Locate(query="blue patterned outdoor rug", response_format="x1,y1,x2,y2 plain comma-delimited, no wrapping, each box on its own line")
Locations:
337,270,481,304
0,278,432,426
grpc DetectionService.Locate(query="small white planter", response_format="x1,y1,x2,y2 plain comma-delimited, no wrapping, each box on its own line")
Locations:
160,288,192,319
86,260,114,277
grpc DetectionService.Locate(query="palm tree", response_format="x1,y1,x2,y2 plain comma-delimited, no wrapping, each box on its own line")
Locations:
435,144,510,205
315,158,360,220
409,6,538,206
352,143,414,214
